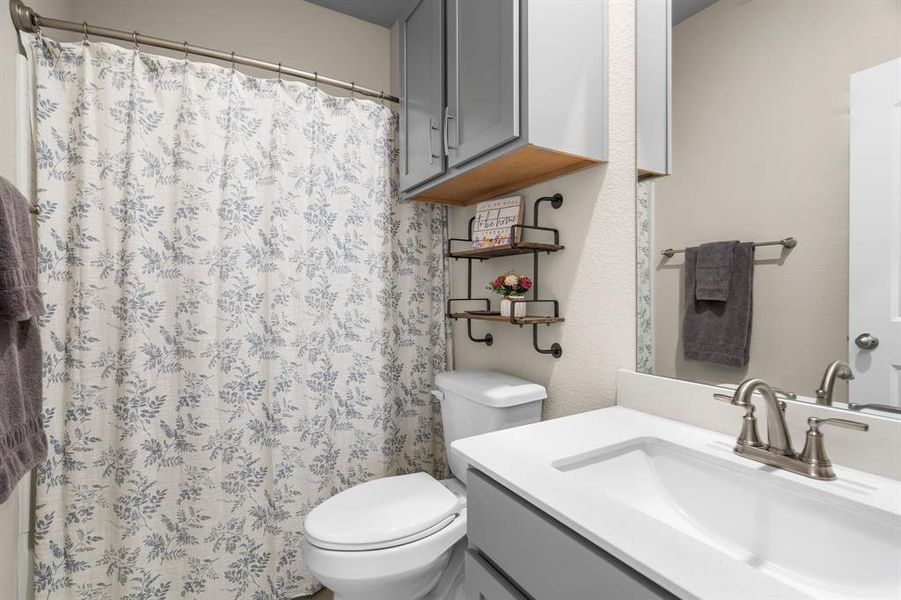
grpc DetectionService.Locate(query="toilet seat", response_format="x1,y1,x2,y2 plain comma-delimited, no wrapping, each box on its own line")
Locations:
302,506,467,600
305,473,463,551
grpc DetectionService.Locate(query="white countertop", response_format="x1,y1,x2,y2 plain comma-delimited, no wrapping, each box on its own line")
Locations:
451,406,901,600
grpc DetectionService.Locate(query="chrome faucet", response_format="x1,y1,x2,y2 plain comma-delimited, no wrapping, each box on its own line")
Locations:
815,360,854,405
715,378,869,480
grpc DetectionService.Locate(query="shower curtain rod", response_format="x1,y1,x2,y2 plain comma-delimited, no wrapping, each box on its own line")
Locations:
8,0,400,104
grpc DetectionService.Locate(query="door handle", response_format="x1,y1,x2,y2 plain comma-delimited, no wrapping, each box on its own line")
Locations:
855,333,879,350
428,118,440,165
444,107,457,156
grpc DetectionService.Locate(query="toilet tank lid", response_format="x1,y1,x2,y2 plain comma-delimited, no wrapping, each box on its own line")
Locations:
435,370,547,407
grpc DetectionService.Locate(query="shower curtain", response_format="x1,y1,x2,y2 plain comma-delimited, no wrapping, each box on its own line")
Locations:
28,35,448,599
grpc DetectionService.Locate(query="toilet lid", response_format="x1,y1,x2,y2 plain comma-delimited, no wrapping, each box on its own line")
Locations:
304,473,462,551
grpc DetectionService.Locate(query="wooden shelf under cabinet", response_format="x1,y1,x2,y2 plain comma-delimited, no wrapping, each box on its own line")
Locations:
637,168,667,180
411,145,599,206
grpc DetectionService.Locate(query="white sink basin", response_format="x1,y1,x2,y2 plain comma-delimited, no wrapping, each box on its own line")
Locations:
553,437,901,599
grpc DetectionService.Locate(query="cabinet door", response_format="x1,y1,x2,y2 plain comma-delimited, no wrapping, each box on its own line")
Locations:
400,0,445,192
468,469,678,599
446,0,520,168
465,550,527,600
637,0,671,176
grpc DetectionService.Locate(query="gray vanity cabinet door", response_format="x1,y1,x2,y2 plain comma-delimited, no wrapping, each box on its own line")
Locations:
465,550,528,600
446,0,520,168
400,0,445,192
467,469,677,599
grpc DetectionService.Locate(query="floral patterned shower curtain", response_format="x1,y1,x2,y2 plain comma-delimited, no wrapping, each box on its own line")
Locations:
28,35,448,599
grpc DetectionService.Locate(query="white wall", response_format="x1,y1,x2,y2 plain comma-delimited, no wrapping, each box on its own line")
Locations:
652,0,901,400
449,0,637,421
0,2,390,598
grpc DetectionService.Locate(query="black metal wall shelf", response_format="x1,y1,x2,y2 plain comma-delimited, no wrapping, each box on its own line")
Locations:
446,193,565,358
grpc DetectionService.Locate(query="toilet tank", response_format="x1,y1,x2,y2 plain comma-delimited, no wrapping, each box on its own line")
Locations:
435,370,546,482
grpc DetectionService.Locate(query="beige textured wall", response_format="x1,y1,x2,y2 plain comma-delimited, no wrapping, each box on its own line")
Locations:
652,0,901,400
450,0,637,420
0,2,390,598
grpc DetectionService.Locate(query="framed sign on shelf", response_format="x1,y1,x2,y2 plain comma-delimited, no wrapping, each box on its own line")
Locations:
472,195,524,249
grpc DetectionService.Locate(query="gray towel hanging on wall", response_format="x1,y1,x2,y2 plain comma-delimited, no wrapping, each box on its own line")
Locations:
0,176,47,504
682,242,755,368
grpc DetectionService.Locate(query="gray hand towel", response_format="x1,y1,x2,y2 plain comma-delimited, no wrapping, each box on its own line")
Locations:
695,240,738,301
0,176,47,504
682,242,754,368
0,177,43,321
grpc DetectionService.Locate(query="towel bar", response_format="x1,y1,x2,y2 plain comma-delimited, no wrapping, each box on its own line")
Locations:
661,237,797,258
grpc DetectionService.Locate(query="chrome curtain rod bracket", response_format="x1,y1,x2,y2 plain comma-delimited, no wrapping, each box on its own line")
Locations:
7,0,399,103
661,237,798,258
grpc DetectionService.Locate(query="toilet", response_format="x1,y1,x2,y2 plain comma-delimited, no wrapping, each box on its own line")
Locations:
303,370,547,600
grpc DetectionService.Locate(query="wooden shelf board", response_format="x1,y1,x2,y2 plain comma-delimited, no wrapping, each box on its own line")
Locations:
449,312,565,325
449,242,564,259
638,167,668,180
412,144,600,206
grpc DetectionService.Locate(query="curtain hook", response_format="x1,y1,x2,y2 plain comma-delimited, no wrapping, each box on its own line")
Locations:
132,31,139,51
350,82,356,99
183,41,189,61
230,51,236,72
277,62,282,81
313,71,319,88
82,22,88,43
379,91,385,106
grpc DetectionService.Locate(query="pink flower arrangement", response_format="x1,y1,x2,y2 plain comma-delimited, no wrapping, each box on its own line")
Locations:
487,272,532,297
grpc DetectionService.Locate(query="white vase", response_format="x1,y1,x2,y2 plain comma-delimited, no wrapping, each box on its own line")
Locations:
500,296,527,318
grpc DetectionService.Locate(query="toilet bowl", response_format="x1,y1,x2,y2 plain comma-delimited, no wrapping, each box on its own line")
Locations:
303,475,467,600
303,370,546,600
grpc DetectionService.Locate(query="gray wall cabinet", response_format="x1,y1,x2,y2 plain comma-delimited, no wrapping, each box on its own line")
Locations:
637,0,672,178
399,0,609,206
446,0,520,168
399,0,445,191
466,469,678,600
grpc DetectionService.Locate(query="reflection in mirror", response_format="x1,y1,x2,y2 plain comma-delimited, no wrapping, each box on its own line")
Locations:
637,0,901,418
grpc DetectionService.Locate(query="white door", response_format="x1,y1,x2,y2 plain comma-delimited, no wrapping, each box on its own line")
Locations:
849,57,901,406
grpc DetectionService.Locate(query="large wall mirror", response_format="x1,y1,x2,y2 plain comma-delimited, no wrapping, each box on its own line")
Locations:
640,0,901,417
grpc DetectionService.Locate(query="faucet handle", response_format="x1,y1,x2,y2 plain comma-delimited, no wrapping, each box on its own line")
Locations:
807,417,869,432
773,387,796,400
715,389,793,405
713,393,740,404
713,393,764,448
799,417,869,480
